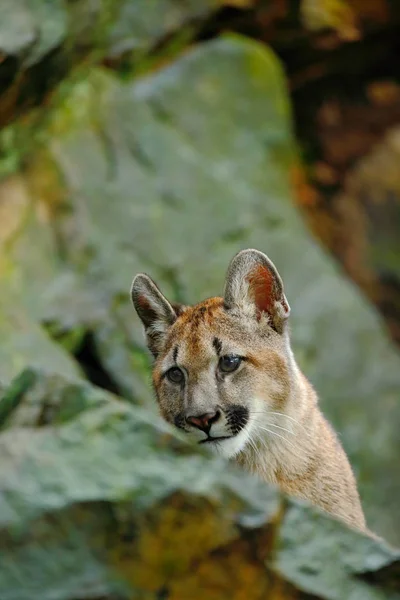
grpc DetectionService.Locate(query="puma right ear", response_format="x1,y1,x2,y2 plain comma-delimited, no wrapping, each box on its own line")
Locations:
131,274,177,357
223,249,290,333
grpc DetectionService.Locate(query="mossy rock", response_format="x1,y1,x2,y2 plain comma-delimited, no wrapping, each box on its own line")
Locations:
0,369,399,600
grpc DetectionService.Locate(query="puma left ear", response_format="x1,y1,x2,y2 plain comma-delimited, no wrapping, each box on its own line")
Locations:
131,274,178,357
223,249,290,333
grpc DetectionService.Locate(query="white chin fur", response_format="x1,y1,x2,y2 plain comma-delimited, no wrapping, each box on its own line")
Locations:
205,425,251,459
184,406,259,459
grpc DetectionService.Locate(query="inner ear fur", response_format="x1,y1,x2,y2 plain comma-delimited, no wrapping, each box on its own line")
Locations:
223,249,290,333
131,274,177,357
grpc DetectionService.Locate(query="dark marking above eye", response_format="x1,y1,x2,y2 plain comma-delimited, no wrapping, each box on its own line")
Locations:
213,337,222,355
173,345,178,363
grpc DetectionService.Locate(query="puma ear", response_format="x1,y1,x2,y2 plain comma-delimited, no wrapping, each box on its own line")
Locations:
131,274,178,357
223,249,290,333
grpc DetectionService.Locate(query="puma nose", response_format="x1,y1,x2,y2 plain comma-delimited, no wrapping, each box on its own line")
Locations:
186,411,220,433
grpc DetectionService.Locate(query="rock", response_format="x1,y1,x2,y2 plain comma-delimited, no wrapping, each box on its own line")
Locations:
0,295,80,386
107,0,217,58
0,174,83,384
274,499,400,600
0,0,219,131
0,369,399,600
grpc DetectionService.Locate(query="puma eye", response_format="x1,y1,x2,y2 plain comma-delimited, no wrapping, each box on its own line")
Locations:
166,367,184,384
219,355,242,373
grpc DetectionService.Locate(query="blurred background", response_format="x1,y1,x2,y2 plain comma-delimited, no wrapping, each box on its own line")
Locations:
1,1,400,598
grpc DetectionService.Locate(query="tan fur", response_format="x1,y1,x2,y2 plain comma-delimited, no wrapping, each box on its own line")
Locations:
131,250,367,532
237,371,366,531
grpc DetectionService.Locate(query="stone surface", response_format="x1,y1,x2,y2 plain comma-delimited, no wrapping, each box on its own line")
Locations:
0,370,399,600
0,175,82,384
0,0,219,132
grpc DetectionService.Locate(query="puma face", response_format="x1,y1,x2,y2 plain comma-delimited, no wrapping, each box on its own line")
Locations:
131,249,292,458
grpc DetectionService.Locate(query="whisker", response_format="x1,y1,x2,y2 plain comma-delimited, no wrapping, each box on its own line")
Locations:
245,432,263,466
267,412,313,438
253,434,269,453
264,422,294,435
247,435,259,457
267,411,307,426
250,410,299,423
250,410,312,438
256,425,298,452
